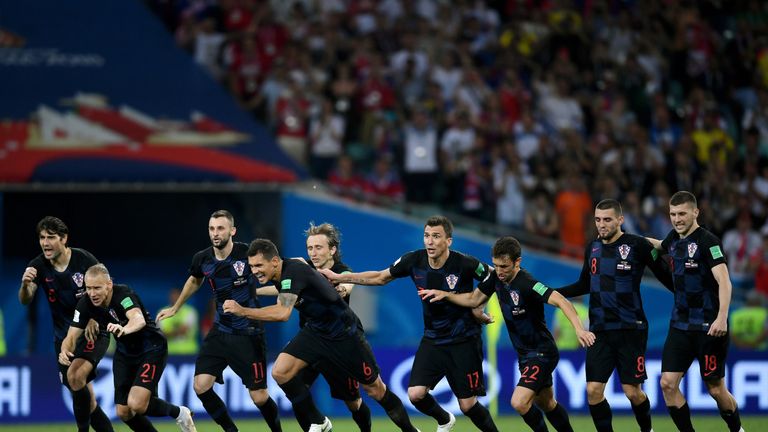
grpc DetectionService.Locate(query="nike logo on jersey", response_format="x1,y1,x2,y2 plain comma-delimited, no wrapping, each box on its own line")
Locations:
45,277,55,282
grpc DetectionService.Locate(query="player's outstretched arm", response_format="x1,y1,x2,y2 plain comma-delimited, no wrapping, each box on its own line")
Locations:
58,326,85,366
319,267,394,286
419,288,489,308
157,275,203,321
646,245,675,292
645,236,662,250
19,267,39,305
709,263,732,337
108,308,145,338
223,292,297,322
548,291,595,348
255,285,279,296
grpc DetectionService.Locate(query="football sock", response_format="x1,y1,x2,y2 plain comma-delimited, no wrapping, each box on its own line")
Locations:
465,401,499,432
544,403,573,432
350,401,372,432
89,405,115,432
124,415,158,432
146,397,180,418
71,387,91,432
257,396,282,431
588,399,614,432
667,403,695,432
521,406,548,432
280,375,325,426
411,393,450,425
198,387,238,432
720,408,742,432
631,395,652,432
377,388,418,432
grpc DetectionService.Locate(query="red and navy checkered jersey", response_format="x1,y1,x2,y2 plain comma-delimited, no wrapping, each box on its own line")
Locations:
389,249,491,345
73,284,166,356
28,248,99,341
660,227,727,332
189,242,263,335
278,258,359,339
558,233,673,331
478,269,557,358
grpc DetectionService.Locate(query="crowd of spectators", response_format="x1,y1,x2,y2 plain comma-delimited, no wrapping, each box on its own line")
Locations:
146,0,768,302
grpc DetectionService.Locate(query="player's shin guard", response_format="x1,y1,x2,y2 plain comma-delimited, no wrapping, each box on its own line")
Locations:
257,397,282,432
146,397,181,418
198,388,238,432
631,396,653,432
667,403,695,432
544,403,573,432
350,401,372,432
279,376,325,426
377,389,418,432
411,393,450,424
720,407,742,432
124,415,158,432
465,401,499,432
521,406,548,432
588,399,614,432
89,405,115,432
72,387,92,432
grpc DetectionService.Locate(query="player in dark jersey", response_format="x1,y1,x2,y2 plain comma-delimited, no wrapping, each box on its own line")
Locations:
557,199,673,432
419,236,596,432
302,223,370,431
59,264,196,432
156,210,281,432
647,191,743,432
320,216,498,432
18,216,113,432
254,222,372,431
223,238,419,432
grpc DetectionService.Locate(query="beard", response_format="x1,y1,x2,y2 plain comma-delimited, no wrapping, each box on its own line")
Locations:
213,237,230,250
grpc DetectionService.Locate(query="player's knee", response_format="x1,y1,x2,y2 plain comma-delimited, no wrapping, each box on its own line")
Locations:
458,397,476,413
127,396,148,415
270,366,291,384
706,381,725,399
116,405,133,421
534,396,557,412
660,376,678,395
362,380,386,400
623,386,644,403
67,374,86,391
407,386,426,403
345,398,362,411
193,377,213,395
585,384,604,404
510,395,531,414
250,389,269,406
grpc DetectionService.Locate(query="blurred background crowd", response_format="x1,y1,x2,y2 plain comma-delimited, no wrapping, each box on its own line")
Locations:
144,0,768,305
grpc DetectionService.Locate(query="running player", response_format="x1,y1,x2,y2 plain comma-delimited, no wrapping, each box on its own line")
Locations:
647,191,744,432
319,216,498,432
59,264,196,432
19,216,113,432
557,199,673,432
419,236,596,432
156,210,281,432
223,238,419,432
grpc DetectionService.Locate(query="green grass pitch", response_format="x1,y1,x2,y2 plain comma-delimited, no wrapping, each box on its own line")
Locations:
0,415,764,431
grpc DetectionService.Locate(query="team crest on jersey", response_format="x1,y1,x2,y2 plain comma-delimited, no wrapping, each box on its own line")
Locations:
108,309,119,322
72,272,84,288
233,261,245,277
445,274,458,290
618,244,631,260
510,290,520,306
688,242,698,258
